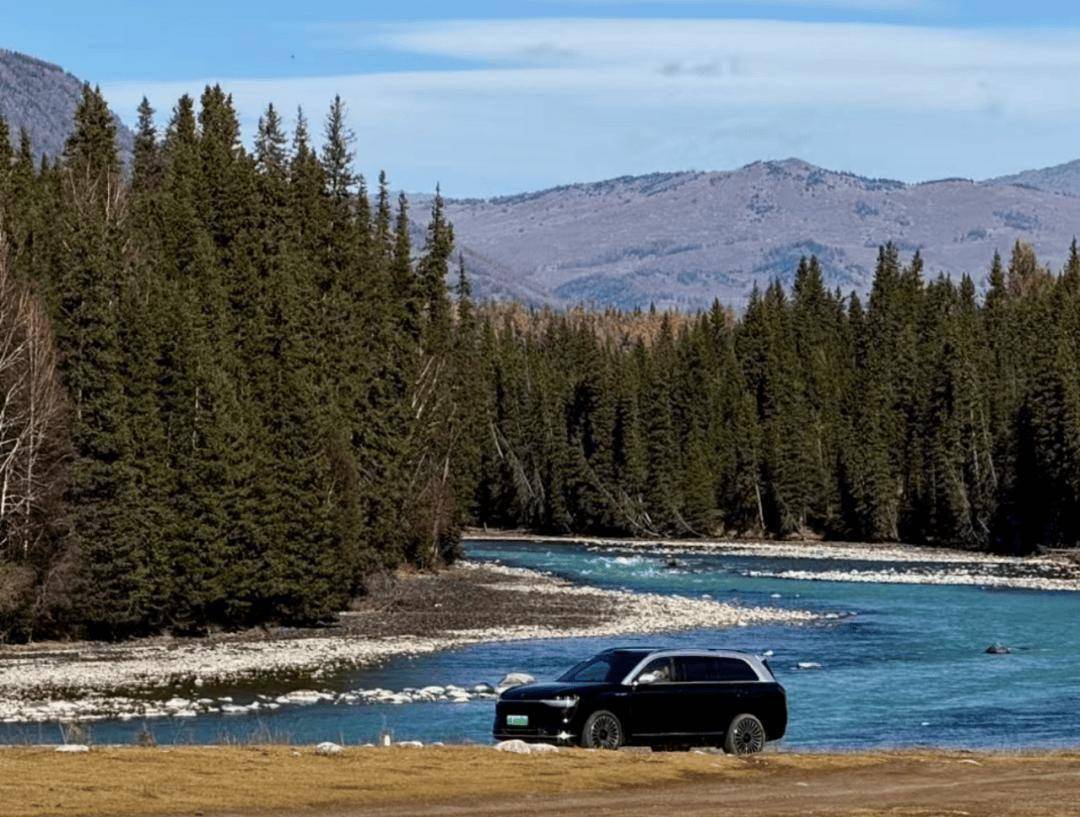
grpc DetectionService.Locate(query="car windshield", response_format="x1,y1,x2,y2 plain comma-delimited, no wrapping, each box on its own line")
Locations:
557,651,647,683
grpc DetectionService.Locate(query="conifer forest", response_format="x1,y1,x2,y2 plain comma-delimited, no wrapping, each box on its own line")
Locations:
1,84,1079,641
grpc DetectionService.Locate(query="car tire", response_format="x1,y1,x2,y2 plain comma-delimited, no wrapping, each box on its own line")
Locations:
724,713,766,755
580,710,625,750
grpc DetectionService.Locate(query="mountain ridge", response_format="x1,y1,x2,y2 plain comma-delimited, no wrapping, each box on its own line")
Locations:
441,157,1080,309
986,158,1080,198
0,48,133,162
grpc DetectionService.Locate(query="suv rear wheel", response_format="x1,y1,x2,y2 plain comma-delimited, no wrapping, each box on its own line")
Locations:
581,710,624,750
724,713,766,755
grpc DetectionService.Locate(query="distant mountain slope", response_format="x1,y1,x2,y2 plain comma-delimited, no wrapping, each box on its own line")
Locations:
444,159,1080,309
0,49,133,161
987,159,1080,198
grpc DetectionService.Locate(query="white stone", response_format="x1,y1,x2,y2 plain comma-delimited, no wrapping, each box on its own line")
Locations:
528,742,559,753
315,741,343,756
55,744,90,753
395,740,423,748
276,689,328,705
494,739,531,754
498,673,535,689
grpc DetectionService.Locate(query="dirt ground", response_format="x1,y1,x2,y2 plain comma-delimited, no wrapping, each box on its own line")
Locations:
0,564,616,661
4,746,1080,817
342,564,619,637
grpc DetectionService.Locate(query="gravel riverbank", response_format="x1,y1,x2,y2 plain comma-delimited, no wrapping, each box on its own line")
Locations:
0,562,815,724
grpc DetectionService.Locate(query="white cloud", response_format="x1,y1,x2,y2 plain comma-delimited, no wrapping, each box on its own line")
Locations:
103,17,1080,196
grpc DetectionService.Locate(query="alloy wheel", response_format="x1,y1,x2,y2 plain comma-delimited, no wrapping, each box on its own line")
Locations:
731,715,766,755
589,713,622,749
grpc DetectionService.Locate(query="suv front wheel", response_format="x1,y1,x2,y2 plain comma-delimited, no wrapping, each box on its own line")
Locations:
581,710,624,750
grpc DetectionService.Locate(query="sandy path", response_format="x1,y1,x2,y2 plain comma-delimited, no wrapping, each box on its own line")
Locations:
5,747,1079,817
325,752,1080,817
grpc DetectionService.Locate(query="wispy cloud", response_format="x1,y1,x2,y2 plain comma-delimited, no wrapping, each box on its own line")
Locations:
104,17,1080,196
362,18,1080,114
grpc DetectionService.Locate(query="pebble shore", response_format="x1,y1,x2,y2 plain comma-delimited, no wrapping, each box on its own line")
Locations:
0,562,815,724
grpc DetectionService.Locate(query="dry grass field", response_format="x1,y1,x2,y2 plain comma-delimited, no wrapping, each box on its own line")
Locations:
4,745,1080,817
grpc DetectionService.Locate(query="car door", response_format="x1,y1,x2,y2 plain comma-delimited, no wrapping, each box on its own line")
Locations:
671,655,729,738
628,657,678,737
678,652,764,739
714,656,767,728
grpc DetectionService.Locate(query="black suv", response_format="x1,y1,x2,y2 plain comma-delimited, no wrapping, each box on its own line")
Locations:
493,647,786,753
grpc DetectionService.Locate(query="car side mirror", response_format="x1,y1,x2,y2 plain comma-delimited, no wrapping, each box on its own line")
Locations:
635,671,660,686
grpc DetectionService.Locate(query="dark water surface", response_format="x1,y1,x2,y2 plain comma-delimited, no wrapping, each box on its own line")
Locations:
4,538,1079,749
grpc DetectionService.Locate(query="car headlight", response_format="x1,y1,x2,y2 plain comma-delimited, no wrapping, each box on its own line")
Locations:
538,696,579,709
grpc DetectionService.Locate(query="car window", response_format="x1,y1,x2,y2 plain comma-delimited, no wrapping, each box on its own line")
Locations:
635,657,672,683
714,657,759,681
558,651,650,683
674,656,713,682
673,656,759,682
559,656,615,682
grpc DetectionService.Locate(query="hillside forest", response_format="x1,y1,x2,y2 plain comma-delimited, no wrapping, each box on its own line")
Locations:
0,84,1078,641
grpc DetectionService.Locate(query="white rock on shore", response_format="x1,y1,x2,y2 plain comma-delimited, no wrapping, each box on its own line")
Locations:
527,742,560,753
494,740,559,754
494,740,531,754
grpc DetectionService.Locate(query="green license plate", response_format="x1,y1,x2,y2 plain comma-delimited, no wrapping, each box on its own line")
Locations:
506,715,529,727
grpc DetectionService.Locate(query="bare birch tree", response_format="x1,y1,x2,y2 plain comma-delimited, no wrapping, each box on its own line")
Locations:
0,230,68,565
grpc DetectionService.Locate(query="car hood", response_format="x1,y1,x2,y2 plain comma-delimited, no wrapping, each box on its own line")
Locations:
499,682,594,700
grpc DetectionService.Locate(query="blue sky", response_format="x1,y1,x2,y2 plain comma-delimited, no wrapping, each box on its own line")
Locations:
7,1,1080,196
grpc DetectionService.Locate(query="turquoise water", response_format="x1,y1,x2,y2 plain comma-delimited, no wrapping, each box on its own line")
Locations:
4,539,1079,748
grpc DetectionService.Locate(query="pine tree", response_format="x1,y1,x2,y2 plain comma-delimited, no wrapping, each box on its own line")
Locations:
56,85,150,637
375,170,393,261
640,324,679,532
418,186,454,347
254,103,288,176
320,95,355,202
132,97,162,191
391,191,419,338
